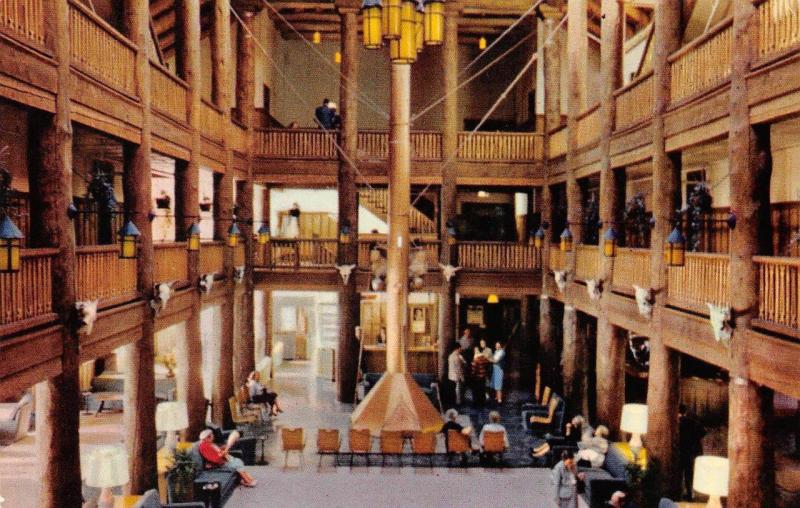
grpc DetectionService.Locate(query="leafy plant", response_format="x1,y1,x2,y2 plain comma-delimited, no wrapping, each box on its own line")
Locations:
169,450,197,502
624,193,651,248
625,458,662,508
680,182,713,252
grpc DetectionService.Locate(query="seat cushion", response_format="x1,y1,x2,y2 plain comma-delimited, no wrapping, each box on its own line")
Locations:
602,444,629,479
132,489,162,508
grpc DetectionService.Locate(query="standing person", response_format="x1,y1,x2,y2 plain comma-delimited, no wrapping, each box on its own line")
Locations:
458,328,474,362
314,98,334,129
552,450,584,508
470,351,490,407
329,101,341,129
678,404,706,500
474,339,493,361
447,344,467,405
491,342,506,404
282,202,301,238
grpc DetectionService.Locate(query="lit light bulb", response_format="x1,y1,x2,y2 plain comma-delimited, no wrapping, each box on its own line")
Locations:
478,36,487,50
334,51,342,64
312,31,321,44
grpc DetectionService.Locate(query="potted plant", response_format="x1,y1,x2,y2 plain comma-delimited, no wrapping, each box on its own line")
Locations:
156,352,177,378
625,458,662,508
199,195,212,212
156,191,171,210
168,449,197,503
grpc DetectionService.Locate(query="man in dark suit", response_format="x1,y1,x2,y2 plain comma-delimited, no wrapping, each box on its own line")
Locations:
314,98,334,129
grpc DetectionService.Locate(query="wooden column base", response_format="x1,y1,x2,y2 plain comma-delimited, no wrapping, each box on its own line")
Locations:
645,335,681,498
595,316,625,436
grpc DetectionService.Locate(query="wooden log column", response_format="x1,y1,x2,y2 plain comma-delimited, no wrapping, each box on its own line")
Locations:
175,0,206,438
212,0,235,427
121,0,158,491
727,0,775,504
595,0,624,434
646,0,683,498
437,1,459,384
30,3,81,506
335,4,360,403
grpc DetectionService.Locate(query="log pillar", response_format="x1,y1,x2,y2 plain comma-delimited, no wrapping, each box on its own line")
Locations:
437,1,459,384
727,0,775,504
175,0,207,438
122,0,157,491
646,0,684,498
30,3,81,505
335,6,360,403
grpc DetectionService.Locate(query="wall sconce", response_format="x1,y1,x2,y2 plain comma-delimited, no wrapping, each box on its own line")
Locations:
118,220,141,259
186,223,201,252
339,222,352,244
603,226,618,258
665,226,685,267
559,226,573,252
257,224,270,245
446,219,457,245
0,215,23,273
227,222,241,248
533,225,546,249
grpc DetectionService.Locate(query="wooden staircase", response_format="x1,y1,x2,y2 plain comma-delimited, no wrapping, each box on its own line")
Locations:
359,188,437,235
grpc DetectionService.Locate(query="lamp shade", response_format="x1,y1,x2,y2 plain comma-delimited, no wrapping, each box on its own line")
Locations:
620,403,648,435
257,224,271,245
665,226,685,266
117,220,141,259
423,0,444,45
533,225,546,248
155,401,188,432
559,227,573,252
227,222,241,247
187,223,201,252
382,0,402,39
0,215,23,273
83,446,130,489
487,294,499,304
362,0,383,48
603,226,618,257
312,31,321,44
478,36,487,50
693,456,729,497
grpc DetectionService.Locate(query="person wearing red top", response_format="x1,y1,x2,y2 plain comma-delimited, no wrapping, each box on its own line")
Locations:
197,429,258,487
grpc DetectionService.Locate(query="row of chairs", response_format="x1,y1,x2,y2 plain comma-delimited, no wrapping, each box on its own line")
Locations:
521,385,566,435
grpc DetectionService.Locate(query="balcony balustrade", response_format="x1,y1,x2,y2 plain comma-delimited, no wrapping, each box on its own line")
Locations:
575,244,600,281
263,239,338,269
758,0,800,59
575,104,601,149
549,246,566,273
75,245,137,303
755,256,800,332
198,241,225,275
667,252,730,311
0,248,55,329
457,241,538,271
200,99,224,143
614,71,653,131
154,242,189,284
611,248,650,291
150,62,188,123
670,18,732,104
0,0,45,49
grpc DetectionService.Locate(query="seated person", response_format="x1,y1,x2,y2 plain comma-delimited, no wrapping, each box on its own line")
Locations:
478,411,509,451
247,371,283,416
577,424,610,468
198,429,258,487
440,409,474,449
563,415,586,445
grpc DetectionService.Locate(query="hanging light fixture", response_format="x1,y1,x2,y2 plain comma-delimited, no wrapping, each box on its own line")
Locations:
382,0,402,40
603,226,618,258
390,0,418,63
227,222,241,248
362,0,383,48
334,50,342,64
257,224,270,245
533,225,546,249
665,226,685,267
559,226,573,252
339,221,353,244
186,223,201,252
446,219,457,245
487,294,499,304
312,31,322,44
0,215,23,273
118,220,141,259
415,1,424,53
478,36,487,50
423,0,444,45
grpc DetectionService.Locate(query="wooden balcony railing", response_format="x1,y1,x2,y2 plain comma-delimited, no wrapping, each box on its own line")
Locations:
667,252,729,311
357,131,442,160
0,248,55,328
198,241,225,275
549,246,566,272
200,100,224,143
234,244,245,267
255,129,337,159
670,18,733,103
575,244,601,281
614,71,654,131
0,0,46,48
549,127,567,158
357,239,440,270
76,245,137,303
154,242,188,283
458,242,538,271
68,1,137,97
266,239,338,268
575,104,601,149
457,132,541,161
758,0,800,59
611,248,650,290
150,62,188,123
755,256,800,330
412,131,443,160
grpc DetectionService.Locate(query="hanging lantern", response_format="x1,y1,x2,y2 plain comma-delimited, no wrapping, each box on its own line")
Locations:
339,222,352,244
603,226,618,258
533,225,546,249
446,219,457,245
362,0,383,48
227,222,241,248
487,294,499,304
257,224,270,245
478,36,487,50
187,223,201,252
334,51,342,64
312,31,322,44
423,0,444,45
382,0,402,40
559,227,573,252
390,0,418,63
415,1,424,53
118,220,141,259
0,215,23,273
665,226,685,267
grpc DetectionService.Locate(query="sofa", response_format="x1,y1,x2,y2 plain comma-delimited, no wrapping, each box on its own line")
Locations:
0,392,33,445
175,442,240,508
577,443,631,508
522,395,565,436
134,488,204,508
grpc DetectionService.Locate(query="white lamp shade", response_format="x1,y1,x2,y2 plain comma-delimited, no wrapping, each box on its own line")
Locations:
155,401,188,432
693,456,729,497
83,446,129,489
620,403,648,435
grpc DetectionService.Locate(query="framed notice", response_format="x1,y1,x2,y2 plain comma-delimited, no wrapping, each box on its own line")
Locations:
411,307,427,334
466,304,485,327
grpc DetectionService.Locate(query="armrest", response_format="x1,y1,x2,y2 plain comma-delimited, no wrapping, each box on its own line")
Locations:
167,503,207,508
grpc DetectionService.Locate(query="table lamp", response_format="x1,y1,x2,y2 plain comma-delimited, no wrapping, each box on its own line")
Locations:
156,400,188,451
620,403,648,460
83,446,129,508
693,455,729,508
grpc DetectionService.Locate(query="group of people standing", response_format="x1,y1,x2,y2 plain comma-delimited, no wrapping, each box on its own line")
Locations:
447,328,506,406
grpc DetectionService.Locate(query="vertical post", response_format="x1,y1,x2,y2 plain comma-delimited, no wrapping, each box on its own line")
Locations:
595,0,624,434
647,0,683,498
122,0,157,491
175,0,206,439
437,1,459,384
30,2,81,506
386,63,412,374
728,0,775,504
336,6,360,402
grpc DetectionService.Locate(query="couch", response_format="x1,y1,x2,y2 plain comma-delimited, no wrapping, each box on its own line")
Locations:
175,442,240,508
577,443,631,508
134,488,204,508
522,395,565,436
0,392,33,445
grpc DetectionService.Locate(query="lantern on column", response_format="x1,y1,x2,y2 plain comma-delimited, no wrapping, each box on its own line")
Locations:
559,227,573,252
118,220,141,259
257,224,270,245
382,0,402,39
665,226,685,267
423,0,444,45
478,36,487,50
334,51,342,64
533,225,546,249
362,0,383,48
603,226,618,258
187,223,201,252
312,31,322,44
390,0,418,63
0,215,23,273
339,221,353,244
415,1,424,53
227,222,241,248
446,219,457,245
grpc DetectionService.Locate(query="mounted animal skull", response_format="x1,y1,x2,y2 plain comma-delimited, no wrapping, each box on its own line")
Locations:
554,270,569,292
439,263,461,283
74,300,99,335
408,249,428,286
199,273,215,294
633,285,654,318
150,282,175,315
336,264,357,285
370,276,385,292
586,279,603,300
707,303,733,345
233,266,245,284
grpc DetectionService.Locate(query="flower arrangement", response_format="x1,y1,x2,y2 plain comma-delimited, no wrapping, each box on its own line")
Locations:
156,352,177,378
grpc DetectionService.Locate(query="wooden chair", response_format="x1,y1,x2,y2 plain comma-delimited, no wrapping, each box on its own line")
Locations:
348,428,372,467
411,431,437,467
379,431,404,466
316,428,340,467
281,427,306,468
237,384,266,418
228,396,260,435
482,430,507,467
446,430,471,466
529,396,561,434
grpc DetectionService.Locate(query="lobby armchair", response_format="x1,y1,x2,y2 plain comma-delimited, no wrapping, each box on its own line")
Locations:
0,393,33,446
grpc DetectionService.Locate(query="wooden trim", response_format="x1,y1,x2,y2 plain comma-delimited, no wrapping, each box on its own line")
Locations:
667,17,734,63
